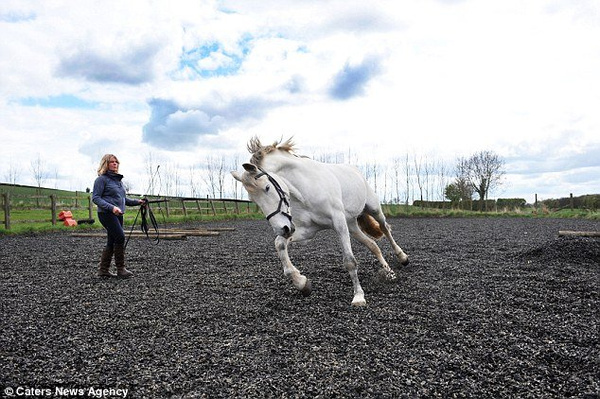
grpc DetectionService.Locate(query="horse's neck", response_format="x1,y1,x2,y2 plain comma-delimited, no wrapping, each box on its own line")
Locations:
263,152,302,177
264,154,311,204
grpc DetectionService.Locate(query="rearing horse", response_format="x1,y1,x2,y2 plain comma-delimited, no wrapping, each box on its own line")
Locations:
232,137,409,306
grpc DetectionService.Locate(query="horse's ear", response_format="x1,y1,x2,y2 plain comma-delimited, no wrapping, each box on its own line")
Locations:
242,163,258,174
231,171,243,182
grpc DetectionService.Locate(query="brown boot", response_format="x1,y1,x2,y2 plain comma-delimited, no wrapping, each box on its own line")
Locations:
97,247,116,277
114,243,133,279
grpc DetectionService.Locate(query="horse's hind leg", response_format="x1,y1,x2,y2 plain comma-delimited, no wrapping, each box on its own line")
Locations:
349,221,396,280
275,235,312,297
370,209,409,265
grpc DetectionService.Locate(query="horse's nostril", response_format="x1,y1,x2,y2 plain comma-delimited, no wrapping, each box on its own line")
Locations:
283,226,290,235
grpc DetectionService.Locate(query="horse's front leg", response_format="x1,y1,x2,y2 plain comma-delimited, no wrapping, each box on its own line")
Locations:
333,217,366,307
274,235,312,297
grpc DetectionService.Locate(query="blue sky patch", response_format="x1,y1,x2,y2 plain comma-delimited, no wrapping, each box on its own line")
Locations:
0,11,36,23
18,94,99,109
178,36,252,79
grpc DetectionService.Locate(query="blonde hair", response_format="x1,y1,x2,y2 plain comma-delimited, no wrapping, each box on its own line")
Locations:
97,154,119,175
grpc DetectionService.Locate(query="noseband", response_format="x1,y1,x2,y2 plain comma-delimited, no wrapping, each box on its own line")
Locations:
255,169,292,222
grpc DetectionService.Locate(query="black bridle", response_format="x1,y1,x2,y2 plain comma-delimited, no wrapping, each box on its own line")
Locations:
255,169,292,222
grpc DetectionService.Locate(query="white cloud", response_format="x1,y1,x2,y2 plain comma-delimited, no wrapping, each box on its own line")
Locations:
0,0,598,202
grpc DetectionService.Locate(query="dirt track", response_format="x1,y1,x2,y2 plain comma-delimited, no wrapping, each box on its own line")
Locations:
1,217,599,398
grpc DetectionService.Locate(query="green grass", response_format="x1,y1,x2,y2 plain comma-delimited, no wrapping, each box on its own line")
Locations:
2,184,598,235
3,206,598,236
0,204,265,235
381,204,600,220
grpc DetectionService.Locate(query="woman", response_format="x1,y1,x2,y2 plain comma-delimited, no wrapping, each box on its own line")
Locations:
92,154,145,278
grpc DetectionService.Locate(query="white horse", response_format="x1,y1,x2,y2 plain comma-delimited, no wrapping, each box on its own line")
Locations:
231,138,409,306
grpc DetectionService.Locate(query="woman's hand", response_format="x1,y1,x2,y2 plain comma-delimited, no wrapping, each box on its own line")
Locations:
112,206,123,215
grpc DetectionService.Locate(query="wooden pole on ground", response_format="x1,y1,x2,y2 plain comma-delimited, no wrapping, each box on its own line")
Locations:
558,230,600,237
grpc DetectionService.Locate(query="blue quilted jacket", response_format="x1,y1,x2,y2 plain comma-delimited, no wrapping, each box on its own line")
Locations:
92,172,139,214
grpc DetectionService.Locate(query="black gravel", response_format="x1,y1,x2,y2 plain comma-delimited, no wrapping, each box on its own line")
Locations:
1,218,599,398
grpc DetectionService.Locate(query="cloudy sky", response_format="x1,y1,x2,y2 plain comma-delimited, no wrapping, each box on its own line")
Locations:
1,0,599,203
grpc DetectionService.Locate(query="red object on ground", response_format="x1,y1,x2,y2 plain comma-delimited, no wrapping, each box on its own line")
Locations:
63,218,77,227
58,210,77,226
58,210,73,221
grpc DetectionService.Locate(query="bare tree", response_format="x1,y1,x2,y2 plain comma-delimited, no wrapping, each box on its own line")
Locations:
392,157,402,204
162,163,174,196
30,153,48,188
423,154,432,202
371,160,380,195
413,153,425,207
404,153,412,206
53,167,59,189
436,159,450,206
382,165,389,203
189,165,199,198
144,152,161,195
313,151,345,163
228,154,243,199
4,160,21,184
456,150,505,211
204,155,227,198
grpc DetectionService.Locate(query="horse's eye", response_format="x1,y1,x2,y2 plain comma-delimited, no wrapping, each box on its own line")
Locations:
265,185,270,192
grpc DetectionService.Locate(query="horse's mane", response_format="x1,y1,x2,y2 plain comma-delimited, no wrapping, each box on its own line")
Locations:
248,136,296,166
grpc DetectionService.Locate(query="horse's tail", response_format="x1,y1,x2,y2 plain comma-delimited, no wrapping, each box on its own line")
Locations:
357,213,384,240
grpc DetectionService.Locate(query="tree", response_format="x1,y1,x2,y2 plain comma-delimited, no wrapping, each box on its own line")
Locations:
4,160,21,184
436,159,450,207
413,153,425,207
444,183,462,207
144,152,160,195
30,153,48,188
204,155,227,198
445,178,473,209
456,150,505,211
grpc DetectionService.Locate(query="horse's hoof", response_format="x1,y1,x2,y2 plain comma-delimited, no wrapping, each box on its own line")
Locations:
401,257,409,266
300,279,312,297
351,294,367,306
351,298,367,307
377,268,396,281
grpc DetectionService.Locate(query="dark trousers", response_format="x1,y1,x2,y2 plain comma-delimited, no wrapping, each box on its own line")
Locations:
98,212,125,248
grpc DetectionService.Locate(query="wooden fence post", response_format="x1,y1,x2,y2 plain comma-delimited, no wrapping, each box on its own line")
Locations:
3,193,10,230
88,195,93,219
182,199,187,217
209,198,216,216
570,193,574,210
50,194,57,225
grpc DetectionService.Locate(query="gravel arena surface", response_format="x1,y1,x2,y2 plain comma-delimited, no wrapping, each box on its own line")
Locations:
1,217,599,398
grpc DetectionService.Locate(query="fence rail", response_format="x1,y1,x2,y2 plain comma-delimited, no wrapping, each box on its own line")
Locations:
0,193,258,230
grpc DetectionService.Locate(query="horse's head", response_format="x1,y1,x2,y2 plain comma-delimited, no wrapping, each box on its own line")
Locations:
231,163,295,238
